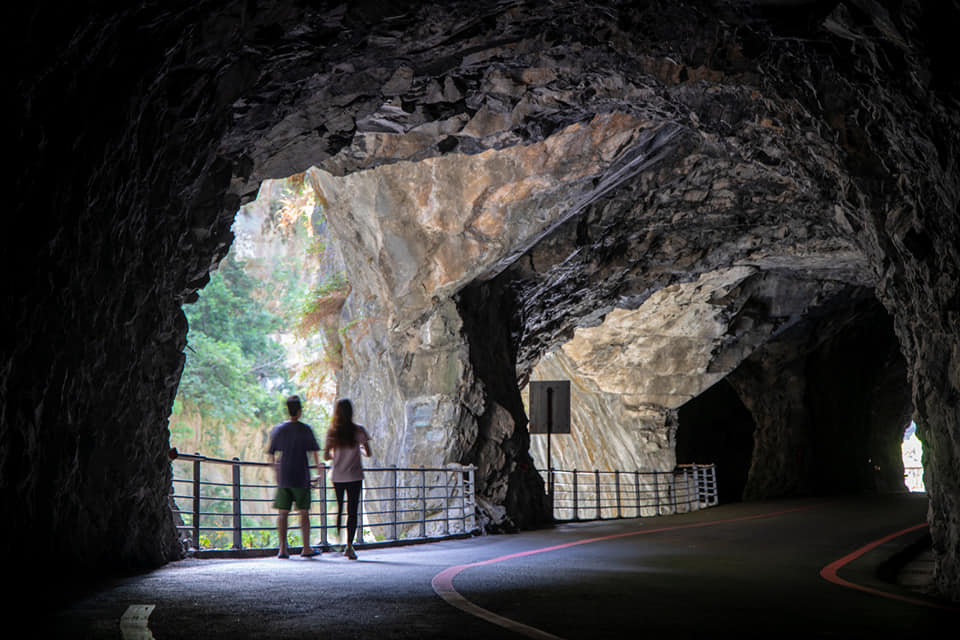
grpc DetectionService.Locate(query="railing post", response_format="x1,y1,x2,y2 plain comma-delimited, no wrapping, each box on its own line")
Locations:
677,468,684,512
391,465,399,542
356,483,365,545
572,469,579,521
653,470,660,516
548,467,555,517
615,470,622,519
711,465,716,504
467,466,477,531
444,469,452,536
595,470,601,520
318,463,328,548
419,466,427,539
460,466,469,533
232,457,242,550
690,464,698,509
704,464,710,506
711,464,719,506
634,470,640,518
192,455,201,549
670,470,677,513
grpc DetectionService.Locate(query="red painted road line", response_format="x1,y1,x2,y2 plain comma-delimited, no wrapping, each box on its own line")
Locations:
819,522,959,611
432,504,825,639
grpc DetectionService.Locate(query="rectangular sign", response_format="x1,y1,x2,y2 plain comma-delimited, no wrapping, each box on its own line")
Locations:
528,380,571,434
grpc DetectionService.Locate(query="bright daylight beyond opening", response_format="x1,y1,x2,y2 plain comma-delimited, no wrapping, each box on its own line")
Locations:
170,174,349,551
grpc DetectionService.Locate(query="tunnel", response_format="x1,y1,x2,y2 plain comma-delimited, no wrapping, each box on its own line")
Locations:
675,295,911,503
677,378,755,504
5,0,960,614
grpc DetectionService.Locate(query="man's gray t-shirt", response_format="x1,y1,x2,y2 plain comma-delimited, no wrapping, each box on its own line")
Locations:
268,421,320,488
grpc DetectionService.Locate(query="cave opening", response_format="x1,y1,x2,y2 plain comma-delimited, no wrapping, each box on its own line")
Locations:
803,297,913,497
676,378,755,504
902,422,925,493
171,175,347,463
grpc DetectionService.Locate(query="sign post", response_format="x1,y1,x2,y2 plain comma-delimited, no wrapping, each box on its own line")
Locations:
529,380,571,502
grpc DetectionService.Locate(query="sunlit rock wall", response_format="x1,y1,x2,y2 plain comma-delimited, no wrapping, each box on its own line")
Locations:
528,349,677,474
522,262,873,457
307,113,661,528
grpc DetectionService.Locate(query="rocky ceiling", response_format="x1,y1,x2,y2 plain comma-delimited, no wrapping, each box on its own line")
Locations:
5,0,960,606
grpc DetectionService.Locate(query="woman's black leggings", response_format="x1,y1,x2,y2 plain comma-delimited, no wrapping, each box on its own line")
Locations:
334,480,362,546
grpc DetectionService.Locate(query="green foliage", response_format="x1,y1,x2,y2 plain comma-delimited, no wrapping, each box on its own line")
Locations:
314,270,349,299
298,271,350,325
186,252,286,379
177,333,270,423
271,258,313,323
242,529,279,549
174,252,294,450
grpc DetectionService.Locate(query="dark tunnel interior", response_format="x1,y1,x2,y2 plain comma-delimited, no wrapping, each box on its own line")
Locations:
677,378,756,504
677,296,912,503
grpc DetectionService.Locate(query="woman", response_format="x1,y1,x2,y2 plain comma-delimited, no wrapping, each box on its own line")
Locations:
324,398,372,560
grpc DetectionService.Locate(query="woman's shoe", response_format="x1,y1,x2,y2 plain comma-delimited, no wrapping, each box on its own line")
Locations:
344,546,357,560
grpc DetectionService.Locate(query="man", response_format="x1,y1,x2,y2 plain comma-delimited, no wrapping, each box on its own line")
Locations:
267,395,321,558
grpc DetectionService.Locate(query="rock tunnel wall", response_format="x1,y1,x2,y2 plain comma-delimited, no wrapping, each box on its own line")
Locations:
728,294,911,499
5,0,960,603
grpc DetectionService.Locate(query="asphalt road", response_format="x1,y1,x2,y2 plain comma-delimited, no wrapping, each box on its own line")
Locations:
50,493,957,639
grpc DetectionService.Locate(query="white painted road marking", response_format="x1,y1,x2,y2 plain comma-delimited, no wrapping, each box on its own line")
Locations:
120,604,156,639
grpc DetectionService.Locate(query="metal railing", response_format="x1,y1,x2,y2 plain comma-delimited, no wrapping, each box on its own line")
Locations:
170,453,478,554
539,463,718,521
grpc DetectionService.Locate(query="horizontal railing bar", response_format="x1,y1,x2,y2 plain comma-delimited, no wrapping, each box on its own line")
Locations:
175,452,476,474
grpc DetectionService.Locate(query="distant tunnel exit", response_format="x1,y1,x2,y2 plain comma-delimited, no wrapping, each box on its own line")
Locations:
902,422,925,492
676,379,756,504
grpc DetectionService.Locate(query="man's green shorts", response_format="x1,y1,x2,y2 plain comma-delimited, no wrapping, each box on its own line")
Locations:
274,487,312,510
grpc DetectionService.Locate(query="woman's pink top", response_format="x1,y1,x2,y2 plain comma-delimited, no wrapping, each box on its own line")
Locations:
328,425,370,483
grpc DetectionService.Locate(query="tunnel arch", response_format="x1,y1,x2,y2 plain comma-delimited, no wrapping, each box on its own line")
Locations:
7,0,960,607
802,297,913,496
677,378,755,504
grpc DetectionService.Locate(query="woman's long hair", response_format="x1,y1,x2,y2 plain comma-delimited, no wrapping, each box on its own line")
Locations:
328,398,358,448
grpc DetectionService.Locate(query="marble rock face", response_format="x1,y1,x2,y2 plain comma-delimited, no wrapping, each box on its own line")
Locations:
6,0,960,603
